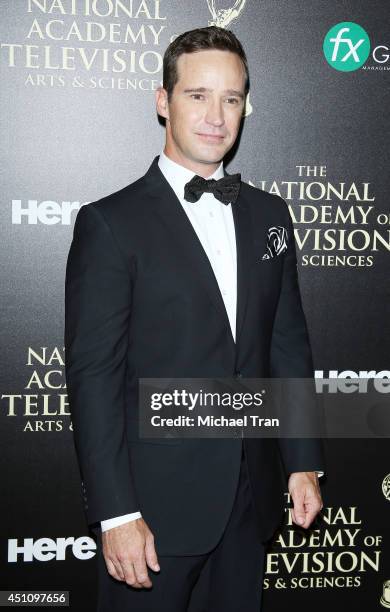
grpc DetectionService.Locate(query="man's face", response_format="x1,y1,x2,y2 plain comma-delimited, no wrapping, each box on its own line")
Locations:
157,49,246,175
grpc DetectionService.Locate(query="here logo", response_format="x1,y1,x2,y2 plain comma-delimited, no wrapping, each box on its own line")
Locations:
8,537,96,562
11,200,87,225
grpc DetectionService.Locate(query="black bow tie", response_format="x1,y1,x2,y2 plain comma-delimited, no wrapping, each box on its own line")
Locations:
184,173,241,205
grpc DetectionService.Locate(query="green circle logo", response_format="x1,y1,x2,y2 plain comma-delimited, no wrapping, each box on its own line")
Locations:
323,22,370,71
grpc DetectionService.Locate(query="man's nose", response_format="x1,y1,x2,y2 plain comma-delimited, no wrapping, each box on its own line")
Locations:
205,100,224,126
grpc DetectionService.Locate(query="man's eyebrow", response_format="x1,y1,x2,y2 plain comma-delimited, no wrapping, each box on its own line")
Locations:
183,87,245,99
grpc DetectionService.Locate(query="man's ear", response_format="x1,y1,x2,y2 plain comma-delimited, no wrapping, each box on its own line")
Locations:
156,87,170,121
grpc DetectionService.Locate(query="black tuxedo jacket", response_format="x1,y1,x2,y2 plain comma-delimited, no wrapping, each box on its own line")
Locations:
64,155,325,555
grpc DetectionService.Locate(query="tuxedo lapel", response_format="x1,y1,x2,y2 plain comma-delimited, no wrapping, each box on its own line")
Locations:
142,156,252,349
231,188,252,348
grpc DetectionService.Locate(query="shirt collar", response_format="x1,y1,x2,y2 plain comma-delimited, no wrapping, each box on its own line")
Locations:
157,149,225,202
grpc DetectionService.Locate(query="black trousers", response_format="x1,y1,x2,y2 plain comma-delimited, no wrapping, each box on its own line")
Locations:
95,445,267,612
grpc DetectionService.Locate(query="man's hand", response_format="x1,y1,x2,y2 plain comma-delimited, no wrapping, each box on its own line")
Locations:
288,471,323,529
102,518,160,588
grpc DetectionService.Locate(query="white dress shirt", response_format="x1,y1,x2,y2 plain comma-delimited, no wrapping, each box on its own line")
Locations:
100,150,323,532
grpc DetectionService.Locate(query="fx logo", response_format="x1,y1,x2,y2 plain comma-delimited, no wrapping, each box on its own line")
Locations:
323,22,370,71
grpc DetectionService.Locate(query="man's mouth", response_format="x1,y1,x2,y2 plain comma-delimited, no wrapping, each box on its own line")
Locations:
197,133,225,142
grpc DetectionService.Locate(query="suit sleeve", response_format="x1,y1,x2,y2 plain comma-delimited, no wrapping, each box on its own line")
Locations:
64,203,140,526
269,198,326,476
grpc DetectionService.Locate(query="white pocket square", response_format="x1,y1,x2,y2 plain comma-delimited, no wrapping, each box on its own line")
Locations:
261,226,288,260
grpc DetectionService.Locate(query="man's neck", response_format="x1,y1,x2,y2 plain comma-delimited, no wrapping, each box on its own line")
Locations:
162,147,222,179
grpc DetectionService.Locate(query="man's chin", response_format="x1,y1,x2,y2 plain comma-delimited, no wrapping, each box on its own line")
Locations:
192,146,228,165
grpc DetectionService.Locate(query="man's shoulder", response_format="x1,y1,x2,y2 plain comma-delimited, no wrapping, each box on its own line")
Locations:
239,179,289,221
90,172,150,216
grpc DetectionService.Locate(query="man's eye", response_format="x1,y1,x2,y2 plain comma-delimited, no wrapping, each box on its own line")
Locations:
191,94,204,100
226,98,239,104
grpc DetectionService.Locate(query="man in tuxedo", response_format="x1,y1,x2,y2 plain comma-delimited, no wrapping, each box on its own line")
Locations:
65,25,325,612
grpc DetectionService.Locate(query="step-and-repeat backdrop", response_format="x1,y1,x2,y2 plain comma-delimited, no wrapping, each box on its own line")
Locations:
1,1,389,610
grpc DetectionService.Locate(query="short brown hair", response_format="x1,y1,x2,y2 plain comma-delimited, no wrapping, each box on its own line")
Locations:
163,26,250,101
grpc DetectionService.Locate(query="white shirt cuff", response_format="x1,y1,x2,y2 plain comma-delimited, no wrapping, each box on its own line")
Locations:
101,512,142,532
